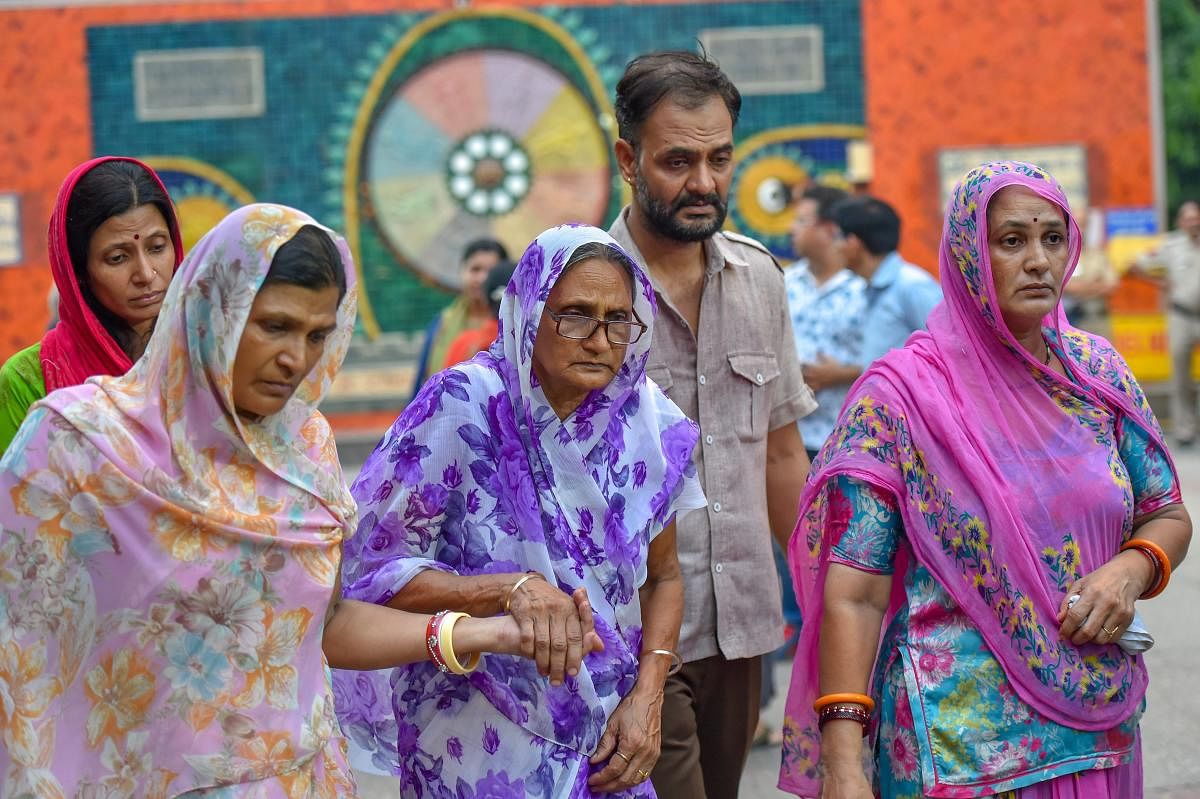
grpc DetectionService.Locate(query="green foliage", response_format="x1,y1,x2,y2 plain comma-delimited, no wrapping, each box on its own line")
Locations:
1161,0,1200,212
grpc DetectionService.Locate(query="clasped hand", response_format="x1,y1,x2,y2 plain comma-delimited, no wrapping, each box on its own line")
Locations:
1056,550,1153,646
507,576,605,685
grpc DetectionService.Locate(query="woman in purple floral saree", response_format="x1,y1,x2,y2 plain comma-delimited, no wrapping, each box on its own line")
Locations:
334,225,706,798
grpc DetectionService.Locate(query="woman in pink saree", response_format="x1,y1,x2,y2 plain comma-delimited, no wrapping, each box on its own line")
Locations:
780,162,1191,798
0,204,525,796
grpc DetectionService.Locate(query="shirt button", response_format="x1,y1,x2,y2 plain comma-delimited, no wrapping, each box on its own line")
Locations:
698,374,707,385
755,373,764,384
712,501,722,513
714,563,724,573
705,434,714,445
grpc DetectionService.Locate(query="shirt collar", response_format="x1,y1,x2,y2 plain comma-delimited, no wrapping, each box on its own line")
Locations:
867,251,903,289
611,206,736,282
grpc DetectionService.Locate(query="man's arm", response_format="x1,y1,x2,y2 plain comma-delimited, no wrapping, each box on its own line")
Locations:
765,422,810,552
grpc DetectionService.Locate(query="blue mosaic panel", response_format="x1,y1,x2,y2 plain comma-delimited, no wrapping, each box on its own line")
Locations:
88,2,863,335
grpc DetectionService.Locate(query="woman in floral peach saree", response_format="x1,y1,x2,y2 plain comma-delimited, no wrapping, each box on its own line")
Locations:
0,204,522,797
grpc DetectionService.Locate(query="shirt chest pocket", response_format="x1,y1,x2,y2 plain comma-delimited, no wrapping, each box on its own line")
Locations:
727,352,780,441
646,364,674,395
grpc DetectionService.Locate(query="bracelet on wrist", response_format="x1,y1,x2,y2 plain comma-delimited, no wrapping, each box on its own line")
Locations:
503,571,545,613
641,648,683,676
814,692,875,714
1120,538,1171,599
817,704,871,735
426,610,480,675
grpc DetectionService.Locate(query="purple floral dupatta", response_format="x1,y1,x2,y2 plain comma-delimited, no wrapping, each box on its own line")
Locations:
779,162,1179,795
335,225,704,777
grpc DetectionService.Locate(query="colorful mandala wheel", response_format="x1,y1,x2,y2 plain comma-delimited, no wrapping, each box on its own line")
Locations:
363,49,611,291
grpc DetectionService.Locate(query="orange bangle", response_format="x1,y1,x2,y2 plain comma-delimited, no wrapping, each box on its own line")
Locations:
1121,538,1172,599
814,692,875,714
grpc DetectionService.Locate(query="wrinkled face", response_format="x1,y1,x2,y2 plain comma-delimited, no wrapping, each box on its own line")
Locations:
231,282,340,420
986,185,1070,335
1177,202,1200,239
85,203,175,332
621,96,734,242
532,258,635,414
461,250,500,302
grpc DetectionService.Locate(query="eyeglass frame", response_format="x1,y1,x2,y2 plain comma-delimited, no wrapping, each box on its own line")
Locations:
544,309,648,345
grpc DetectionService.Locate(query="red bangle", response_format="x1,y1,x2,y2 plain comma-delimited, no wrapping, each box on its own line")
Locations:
818,704,871,735
426,610,452,673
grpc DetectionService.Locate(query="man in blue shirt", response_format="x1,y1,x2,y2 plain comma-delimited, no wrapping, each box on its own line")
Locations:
833,196,942,366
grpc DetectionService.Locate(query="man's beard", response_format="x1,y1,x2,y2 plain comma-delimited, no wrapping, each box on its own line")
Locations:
634,169,727,243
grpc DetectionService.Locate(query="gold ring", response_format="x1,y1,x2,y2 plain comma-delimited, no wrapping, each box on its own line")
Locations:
1102,625,1119,637
614,751,631,763
636,768,650,781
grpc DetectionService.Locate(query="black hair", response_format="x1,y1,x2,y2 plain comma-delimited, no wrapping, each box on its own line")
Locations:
461,238,509,264
615,50,741,148
483,260,516,314
831,196,901,255
800,185,850,222
65,159,178,357
263,225,347,302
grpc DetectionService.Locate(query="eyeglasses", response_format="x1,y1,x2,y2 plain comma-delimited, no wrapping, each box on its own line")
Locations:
545,310,647,345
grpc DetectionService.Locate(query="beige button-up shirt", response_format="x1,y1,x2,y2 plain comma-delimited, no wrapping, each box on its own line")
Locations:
610,210,816,662
1140,231,1200,311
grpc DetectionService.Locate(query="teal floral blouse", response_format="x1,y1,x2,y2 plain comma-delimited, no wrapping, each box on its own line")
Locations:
829,416,1177,797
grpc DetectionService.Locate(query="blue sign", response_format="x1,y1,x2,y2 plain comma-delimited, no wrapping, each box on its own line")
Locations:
1106,207,1159,237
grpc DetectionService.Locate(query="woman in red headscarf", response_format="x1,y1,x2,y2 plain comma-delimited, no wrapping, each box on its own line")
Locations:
0,157,183,453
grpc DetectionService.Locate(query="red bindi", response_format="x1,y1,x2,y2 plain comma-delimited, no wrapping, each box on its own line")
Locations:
133,233,140,240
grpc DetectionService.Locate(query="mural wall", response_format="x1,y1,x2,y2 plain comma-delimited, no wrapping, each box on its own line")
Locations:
85,2,864,338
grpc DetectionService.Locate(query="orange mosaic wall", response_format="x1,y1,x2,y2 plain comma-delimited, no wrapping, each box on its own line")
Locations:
863,0,1155,274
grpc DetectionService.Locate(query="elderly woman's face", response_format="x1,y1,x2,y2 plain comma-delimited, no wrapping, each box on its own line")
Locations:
532,257,635,418
987,186,1069,335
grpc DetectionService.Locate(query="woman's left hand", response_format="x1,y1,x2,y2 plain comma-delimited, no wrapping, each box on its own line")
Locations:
587,685,663,793
1056,550,1154,646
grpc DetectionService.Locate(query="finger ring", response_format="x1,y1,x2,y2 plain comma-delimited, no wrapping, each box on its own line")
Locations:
636,769,650,781
614,751,631,763
1102,625,1119,637
1067,593,1082,608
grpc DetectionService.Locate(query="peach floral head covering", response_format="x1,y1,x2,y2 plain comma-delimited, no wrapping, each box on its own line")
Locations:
0,204,358,796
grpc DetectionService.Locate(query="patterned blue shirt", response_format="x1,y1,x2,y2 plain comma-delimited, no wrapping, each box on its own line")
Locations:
784,261,866,448
859,252,943,367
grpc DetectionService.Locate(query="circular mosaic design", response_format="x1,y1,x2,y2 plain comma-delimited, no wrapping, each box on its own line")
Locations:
446,130,532,216
141,157,255,252
364,49,611,291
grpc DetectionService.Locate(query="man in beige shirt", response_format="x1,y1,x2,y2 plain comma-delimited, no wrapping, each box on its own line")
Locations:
608,51,815,799
1135,200,1200,443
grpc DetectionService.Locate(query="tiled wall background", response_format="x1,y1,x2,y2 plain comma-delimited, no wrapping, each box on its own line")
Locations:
85,1,863,337
0,0,1159,354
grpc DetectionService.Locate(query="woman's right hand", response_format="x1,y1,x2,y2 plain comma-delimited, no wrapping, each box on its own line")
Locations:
820,767,873,799
508,578,604,685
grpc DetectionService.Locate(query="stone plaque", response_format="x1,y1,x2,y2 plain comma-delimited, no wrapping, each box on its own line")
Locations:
134,47,265,122
0,194,20,267
938,145,1088,213
699,25,824,95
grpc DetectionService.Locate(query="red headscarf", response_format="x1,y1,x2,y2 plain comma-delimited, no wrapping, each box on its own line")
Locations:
39,156,183,391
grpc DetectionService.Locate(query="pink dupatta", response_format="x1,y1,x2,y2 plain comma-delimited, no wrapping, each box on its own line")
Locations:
779,162,1178,796
0,205,358,796
40,156,184,391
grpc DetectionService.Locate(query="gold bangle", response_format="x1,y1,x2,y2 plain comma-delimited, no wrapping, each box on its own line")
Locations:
437,611,480,675
643,648,683,676
503,572,544,613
